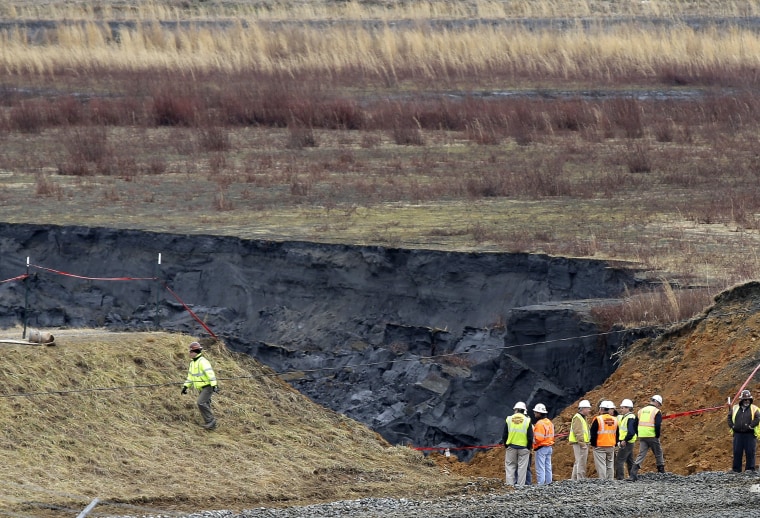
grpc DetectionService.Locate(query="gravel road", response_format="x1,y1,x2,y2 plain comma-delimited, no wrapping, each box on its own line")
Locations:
114,471,760,518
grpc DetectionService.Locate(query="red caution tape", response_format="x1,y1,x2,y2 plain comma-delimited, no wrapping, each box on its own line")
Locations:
0,274,28,284
22,263,219,340
733,361,760,404
31,264,156,281
162,283,219,340
662,405,726,420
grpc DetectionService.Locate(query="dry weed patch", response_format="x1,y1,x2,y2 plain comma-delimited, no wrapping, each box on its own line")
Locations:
0,330,466,516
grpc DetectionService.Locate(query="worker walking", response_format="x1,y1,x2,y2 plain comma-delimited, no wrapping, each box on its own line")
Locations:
181,341,219,430
728,389,760,472
590,400,618,480
615,399,638,480
568,399,592,480
532,403,554,485
628,395,665,481
502,401,533,486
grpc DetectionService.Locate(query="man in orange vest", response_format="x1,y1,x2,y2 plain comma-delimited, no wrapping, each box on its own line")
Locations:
532,403,554,485
590,400,618,480
728,389,760,472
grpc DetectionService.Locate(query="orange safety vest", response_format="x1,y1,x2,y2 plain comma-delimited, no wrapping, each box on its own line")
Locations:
533,418,555,449
595,413,618,447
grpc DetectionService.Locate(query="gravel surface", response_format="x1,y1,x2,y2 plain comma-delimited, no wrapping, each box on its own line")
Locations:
111,471,760,518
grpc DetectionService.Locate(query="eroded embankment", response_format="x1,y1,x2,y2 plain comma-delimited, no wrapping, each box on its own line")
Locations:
0,222,646,452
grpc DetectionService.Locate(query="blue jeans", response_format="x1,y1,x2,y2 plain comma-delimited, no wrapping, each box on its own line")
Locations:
534,446,553,484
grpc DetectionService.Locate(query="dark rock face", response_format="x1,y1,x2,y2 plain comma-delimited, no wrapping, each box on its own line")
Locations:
0,223,648,452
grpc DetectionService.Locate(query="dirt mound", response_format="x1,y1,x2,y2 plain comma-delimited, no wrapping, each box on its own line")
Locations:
440,281,760,479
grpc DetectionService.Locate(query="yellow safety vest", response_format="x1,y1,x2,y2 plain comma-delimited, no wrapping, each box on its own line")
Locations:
617,412,638,442
568,412,590,443
184,354,218,390
637,405,660,438
731,404,760,437
505,413,531,447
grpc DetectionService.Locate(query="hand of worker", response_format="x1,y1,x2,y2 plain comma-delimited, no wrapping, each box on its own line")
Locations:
181,386,188,395
213,386,219,394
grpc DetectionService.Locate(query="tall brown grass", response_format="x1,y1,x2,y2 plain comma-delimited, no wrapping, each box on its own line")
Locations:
4,22,760,83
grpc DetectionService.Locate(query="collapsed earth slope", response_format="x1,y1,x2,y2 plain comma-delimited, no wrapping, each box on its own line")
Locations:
447,281,760,480
0,331,470,517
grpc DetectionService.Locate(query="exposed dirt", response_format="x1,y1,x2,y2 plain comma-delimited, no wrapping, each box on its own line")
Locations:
436,281,760,480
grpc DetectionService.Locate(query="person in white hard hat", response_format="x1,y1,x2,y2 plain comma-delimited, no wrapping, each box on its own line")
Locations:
727,389,760,472
532,403,554,485
568,399,592,481
615,399,638,480
628,395,664,481
501,401,533,486
590,400,618,480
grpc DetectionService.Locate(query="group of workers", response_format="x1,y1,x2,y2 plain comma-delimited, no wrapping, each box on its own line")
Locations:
502,390,760,485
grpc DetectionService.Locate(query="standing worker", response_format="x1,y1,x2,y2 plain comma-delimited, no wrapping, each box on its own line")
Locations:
615,399,638,480
628,395,665,481
728,389,760,472
181,341,219,430
568,399,592,480
590,400,618,480
502,401,533,486
532,403,555,485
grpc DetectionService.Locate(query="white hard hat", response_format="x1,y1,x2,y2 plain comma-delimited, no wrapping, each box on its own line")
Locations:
513,401,527,411
599,400,615,410
652,395,663,405
578,399,591,409
620,399,634,408
533,403,548,413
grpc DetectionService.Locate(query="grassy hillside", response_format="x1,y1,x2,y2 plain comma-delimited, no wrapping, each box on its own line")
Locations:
0,329,471,517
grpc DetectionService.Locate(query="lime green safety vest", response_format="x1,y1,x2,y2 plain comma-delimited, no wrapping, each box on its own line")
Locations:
505,413,531,447
184,354,218,390
568,412,589,443
617,412,637,442
637,405,660,438
731,404,760,437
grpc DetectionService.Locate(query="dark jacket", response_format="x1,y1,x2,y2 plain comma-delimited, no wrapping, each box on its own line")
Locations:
618,412,638,442
728,404,760,434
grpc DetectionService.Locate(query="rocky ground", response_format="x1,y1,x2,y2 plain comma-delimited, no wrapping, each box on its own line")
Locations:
113,471,760,518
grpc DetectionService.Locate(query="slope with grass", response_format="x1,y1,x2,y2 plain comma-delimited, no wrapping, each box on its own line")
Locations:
440,280,760,480
0,330,471,517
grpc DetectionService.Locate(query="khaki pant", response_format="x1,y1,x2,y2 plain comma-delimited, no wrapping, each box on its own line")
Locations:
504,447,531,486
593,446,615,480
571,443,588,480
196,385,215,425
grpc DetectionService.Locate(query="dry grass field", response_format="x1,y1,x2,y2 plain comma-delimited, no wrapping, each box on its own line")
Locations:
2,2,760,316
5,2,760,515
0,330,477,516
0,1,760,330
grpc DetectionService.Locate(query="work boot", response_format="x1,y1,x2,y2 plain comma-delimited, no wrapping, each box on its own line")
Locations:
627,464,639,482
657,465,665,474
203,419,217,430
